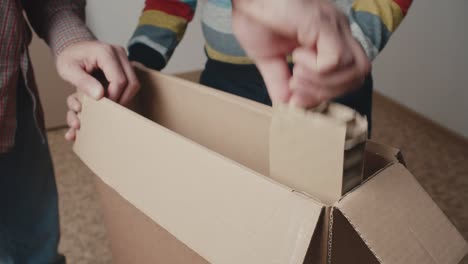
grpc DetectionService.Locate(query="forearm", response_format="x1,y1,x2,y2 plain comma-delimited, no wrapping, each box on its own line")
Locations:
337,0,413,60
23,0,95,55
128,0,197,70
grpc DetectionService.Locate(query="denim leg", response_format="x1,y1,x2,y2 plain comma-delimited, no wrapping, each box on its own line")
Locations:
0,79,64,264
200,59,272,105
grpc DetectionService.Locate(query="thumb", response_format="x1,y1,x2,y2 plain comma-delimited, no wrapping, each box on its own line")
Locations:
255,56,292,104
61,63,104,100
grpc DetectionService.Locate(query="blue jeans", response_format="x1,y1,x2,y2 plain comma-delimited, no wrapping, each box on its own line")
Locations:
0,78,64,264
200,59,373,133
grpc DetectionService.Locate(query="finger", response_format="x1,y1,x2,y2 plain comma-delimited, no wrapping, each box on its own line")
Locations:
292,48,318,73
337,15,355,67
289,75,324,108
347,35,371,77
96,45,128,102
67,110,80,129
61,63,104,100
294,62,358,89
291,63,322,86
301,67,364,103
290,68,361,106
65,128,76,141
297,14,320,47
255,56,292,104
315,12,346,73
289,88,321,109
67,94,82,113
293,54,368,91
114,47,141,106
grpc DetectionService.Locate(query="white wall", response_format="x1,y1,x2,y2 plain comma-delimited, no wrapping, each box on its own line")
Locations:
85,0,206,74
373,0,468,138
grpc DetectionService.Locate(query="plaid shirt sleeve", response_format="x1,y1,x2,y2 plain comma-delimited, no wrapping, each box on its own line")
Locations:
22,0,96,55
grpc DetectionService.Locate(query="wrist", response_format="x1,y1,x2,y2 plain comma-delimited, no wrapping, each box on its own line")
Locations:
128,43,167,71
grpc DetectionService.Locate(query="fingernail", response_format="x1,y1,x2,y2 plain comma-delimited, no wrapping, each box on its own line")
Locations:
92,87,102,99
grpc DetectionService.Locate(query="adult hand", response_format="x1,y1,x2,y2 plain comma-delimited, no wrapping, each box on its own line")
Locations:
57,41,140,140
232,0,370,108
56,41,140,106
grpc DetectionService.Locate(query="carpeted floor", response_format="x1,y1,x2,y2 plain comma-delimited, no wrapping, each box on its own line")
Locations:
49,78,468,263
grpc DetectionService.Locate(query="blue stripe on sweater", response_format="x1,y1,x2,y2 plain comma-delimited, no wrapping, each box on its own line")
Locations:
202,22,247,57
349,10,392,51
208,0,232,8
128,25,179,56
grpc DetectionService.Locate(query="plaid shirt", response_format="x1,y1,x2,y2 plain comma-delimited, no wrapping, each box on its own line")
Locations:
0,0,95,153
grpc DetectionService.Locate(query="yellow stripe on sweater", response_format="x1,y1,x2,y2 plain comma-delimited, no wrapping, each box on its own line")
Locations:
206,45,294,65
353,0,404,32
139,10,188,40
205,44,254,64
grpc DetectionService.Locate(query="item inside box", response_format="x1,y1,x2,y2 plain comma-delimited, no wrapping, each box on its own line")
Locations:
309,103,369,194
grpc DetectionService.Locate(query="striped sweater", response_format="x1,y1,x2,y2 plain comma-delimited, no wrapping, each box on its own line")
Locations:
128,0,412,70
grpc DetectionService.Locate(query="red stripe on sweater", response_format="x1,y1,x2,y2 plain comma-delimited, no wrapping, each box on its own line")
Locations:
393,0,412,15
144,0,195,21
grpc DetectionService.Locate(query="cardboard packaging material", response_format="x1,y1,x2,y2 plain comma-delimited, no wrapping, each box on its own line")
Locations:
270,103,368,205
73,67,468,264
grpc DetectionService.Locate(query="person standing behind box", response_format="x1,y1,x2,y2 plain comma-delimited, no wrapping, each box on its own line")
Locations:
66,0,413,139
0,1,139,263
129,0,412,125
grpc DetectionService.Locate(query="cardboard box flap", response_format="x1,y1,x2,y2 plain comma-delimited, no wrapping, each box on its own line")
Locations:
135,68,272,176
74,96,324,264
330,209,380,264
362,141,405,180
337,163,468,264
270,104,346,205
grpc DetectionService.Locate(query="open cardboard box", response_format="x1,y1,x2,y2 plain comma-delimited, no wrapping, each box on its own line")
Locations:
73,67,468,264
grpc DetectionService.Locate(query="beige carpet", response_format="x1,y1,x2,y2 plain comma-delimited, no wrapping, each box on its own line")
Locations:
49,86,468,263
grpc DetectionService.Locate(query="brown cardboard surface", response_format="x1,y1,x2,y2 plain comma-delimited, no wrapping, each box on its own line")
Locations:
270,104,346,205
330,209,379,264
362,141,404,180
337,163,468,264
304,208,328,264
74,95,323,264
135,69,272,176
74,68,467,264
94,176,208,264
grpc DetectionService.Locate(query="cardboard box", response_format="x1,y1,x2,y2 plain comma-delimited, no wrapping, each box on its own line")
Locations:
73,67,468,264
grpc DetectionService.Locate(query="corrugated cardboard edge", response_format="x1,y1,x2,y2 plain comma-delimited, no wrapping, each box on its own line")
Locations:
73,95,323,264
337,163,468,264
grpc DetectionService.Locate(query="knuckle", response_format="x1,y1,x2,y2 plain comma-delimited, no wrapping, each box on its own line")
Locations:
100,43,114,54
116,76,128,88
116,46,127,54
130,81,140,93
67,96,74,106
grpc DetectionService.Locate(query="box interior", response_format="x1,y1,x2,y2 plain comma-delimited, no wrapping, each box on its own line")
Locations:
135,69,273,177
133,68,388,204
